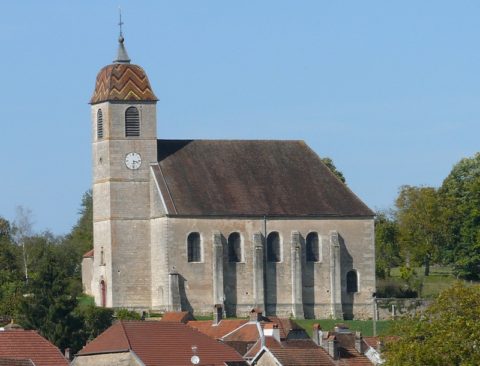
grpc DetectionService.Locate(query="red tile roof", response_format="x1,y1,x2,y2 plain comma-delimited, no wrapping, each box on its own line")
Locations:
0,359,35,366
243,336,283,359
160,311,193,323
338,346,373,366
268,348,335,366
363,335,397,350
78,321,245,366
222,323,260,342
245,337,320,360
187,319,247,339
331,331,374,365
82,249,94,258
0,330,68,366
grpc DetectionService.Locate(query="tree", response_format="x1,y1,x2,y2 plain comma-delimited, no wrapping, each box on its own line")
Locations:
439,153,480,279
12,206,34,283
116,308,142,320
0,217,23,317
63,190,93,261
395,185,446,276
17,243,83,352
375,210,400,278
321,157,346,183
59,190,93,295
75,305,114,342
384,283,480,365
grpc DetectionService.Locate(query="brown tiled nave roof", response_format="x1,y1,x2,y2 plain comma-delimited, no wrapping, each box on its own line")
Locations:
154,140,374,217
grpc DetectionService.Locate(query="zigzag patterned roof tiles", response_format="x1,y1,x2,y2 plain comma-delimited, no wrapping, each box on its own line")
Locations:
90,63,157,104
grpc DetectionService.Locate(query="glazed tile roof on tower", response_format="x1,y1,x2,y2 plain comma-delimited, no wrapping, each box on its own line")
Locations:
90,63,157,104
154,140,374,217
0,330,68,366
78,321,245,366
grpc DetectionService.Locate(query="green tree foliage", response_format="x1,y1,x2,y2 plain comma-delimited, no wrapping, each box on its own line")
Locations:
321,157,346,183
0,218,23,317
63,190,93,263
384,283,480,365
116,308,142,320
439,153,480,279
395,185,446,276
17,242,83,352
76,305,114,342
375,211,400,278
0,193,102,353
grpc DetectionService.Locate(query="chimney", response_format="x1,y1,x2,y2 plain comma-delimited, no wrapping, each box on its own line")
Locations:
249,308,263,322
377,340,384,353
64,348,71,361
327,335,339,360
334,323,349,333
264,323,281,342
213,304,223,325
355,331,364,353
312,323,322,345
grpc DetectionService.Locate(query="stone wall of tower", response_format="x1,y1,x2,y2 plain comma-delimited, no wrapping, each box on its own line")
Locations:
149,216,375,319
91,101,157,309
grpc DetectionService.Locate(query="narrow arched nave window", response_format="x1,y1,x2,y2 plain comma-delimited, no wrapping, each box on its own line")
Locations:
267,232,281,262
187,232,202,262
228,232,242,262
306,232,320,262
347,270,358,293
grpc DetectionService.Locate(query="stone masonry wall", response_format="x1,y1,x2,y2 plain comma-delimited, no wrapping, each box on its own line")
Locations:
150,216,375,319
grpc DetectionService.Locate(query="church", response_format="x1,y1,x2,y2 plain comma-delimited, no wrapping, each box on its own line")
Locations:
82,33,376,320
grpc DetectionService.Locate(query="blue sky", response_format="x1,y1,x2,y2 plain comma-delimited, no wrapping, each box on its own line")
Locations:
1,1,479,234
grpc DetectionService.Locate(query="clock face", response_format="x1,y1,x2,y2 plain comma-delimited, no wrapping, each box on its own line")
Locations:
125,152,142,170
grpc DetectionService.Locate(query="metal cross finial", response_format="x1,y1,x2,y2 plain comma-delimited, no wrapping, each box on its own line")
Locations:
118,7,124,39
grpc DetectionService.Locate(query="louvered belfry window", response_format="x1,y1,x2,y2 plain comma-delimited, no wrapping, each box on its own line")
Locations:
125,106,140,137
97,109,104,139
187,232,202,262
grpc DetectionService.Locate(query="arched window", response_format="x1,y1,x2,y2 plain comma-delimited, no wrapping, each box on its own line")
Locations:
187,232,202,262
125,106,140,137
267,232,281,262
97,109,104,139
306,232,320,262
228,232,242,262
100,280,106,307
347,270,358,293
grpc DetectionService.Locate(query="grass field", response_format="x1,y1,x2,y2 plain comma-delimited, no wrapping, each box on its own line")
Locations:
296,319,394,337
386,265,472,298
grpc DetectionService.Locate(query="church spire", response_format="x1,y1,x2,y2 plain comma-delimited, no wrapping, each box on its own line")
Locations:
114,8,131,64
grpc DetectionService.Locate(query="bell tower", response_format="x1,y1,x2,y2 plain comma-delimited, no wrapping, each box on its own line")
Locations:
90,28,158,308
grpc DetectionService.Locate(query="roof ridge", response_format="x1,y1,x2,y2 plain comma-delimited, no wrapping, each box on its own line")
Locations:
221,321,256,340
120,321,133,350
